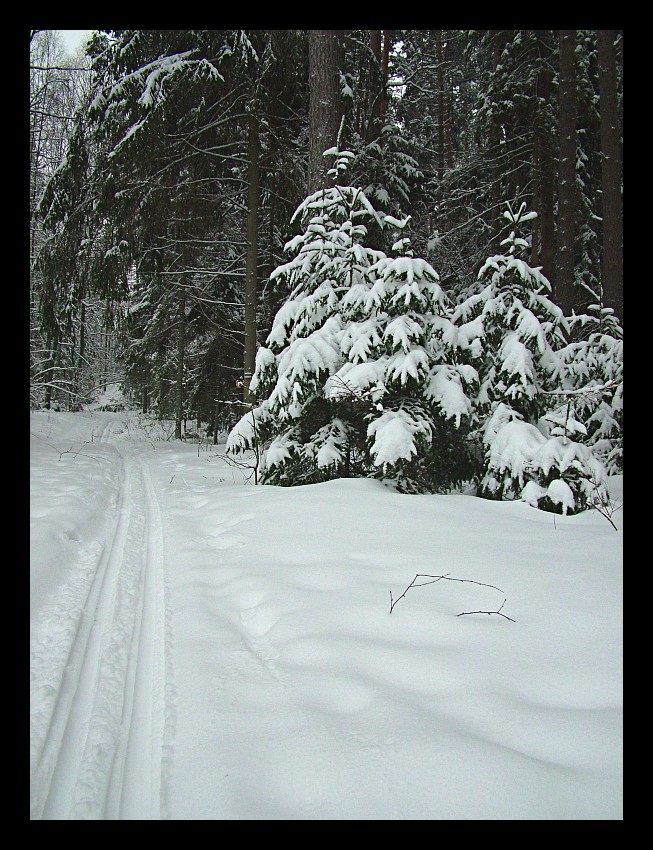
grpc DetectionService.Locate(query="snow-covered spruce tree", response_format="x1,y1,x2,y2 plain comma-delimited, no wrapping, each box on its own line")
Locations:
552,299,623,475
227,148,478,492
452,203,610,514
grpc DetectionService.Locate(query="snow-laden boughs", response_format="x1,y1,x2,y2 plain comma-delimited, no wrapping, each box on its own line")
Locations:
87,32,230,162
229,189,618,510
454,204,611,513
353,123,422,222
225,403,271,454
480,404,609,513
228,150,477,492
452,205,569,426
551,303,623,475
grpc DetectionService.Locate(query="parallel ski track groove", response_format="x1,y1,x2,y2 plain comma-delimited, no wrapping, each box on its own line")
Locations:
34,419,127,818
35,418,168,820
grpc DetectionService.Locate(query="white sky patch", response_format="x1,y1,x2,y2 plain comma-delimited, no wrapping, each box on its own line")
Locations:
58,30,93,56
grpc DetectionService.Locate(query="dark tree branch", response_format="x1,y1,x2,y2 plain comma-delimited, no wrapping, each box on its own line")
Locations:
457,599,516,622
389,572,508,615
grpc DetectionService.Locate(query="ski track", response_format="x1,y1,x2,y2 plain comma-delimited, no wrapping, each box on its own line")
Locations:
31,419,169,820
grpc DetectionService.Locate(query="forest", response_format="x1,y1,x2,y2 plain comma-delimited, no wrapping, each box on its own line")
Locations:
30,29,623,510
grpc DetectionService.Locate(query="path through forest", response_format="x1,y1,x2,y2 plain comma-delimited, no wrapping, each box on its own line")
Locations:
31,418,169,819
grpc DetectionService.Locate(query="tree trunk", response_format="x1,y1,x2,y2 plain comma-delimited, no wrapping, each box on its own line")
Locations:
597,30,623,323
308,30,344,192
531,130,541,267
45,333,59,410
158,340,166,418
534,32,555,291
243,111,259,407
538,146,556,291
489,33,506,241
213,395,220,445
369,29,382,144
175,285,187,440
435,30,447,176
367,30,390,144
556,30,577,318
381,30,391,124
77,299,86,372
103,329,111,392
74,295,86,407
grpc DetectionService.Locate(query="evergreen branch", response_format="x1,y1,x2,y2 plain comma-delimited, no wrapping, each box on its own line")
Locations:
540,379,620,397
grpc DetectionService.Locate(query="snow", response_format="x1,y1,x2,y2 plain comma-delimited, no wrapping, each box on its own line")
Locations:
31,407,622,820
367,409,426,467
224,407,264,454
486,420,545,481
425,364,476,424
387,347,430,384
545,478,576,514
498,333,537,398
325,359,387,400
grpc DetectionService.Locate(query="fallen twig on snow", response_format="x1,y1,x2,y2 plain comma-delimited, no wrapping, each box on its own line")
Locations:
457,598,516,622
389,572,515,621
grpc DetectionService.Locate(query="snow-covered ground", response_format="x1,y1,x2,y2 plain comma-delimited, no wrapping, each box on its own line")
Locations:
30,403,623,820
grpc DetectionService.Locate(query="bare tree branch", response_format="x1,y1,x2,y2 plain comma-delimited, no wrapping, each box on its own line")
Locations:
389,572,508,615
457,599,516,622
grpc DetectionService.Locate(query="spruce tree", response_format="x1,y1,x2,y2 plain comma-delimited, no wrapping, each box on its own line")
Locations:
453,203,609,513
555,303,623,475
228,149,477,492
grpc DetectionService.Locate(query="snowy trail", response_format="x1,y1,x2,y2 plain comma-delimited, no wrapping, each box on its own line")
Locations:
31,420,168,820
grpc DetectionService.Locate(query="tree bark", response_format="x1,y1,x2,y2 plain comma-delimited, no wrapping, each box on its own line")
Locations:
75,293,86,406
308,30,344,192
175,284,186,440
489,32,506,242
381,30,391,123
45,332,59,410
368,30,390,143
556,30,577,318
597,30,623,323
435,32,453,172
534,32,555,291
531,130,541,267
243,111,259,406
369,29,382,140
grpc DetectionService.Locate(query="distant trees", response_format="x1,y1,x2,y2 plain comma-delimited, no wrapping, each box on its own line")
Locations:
387,30,623,327
30,30,94,409
38,31,263,433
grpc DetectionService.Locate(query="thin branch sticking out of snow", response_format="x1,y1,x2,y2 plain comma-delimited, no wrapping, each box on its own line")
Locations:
389,572,514,621
457,599,516,622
